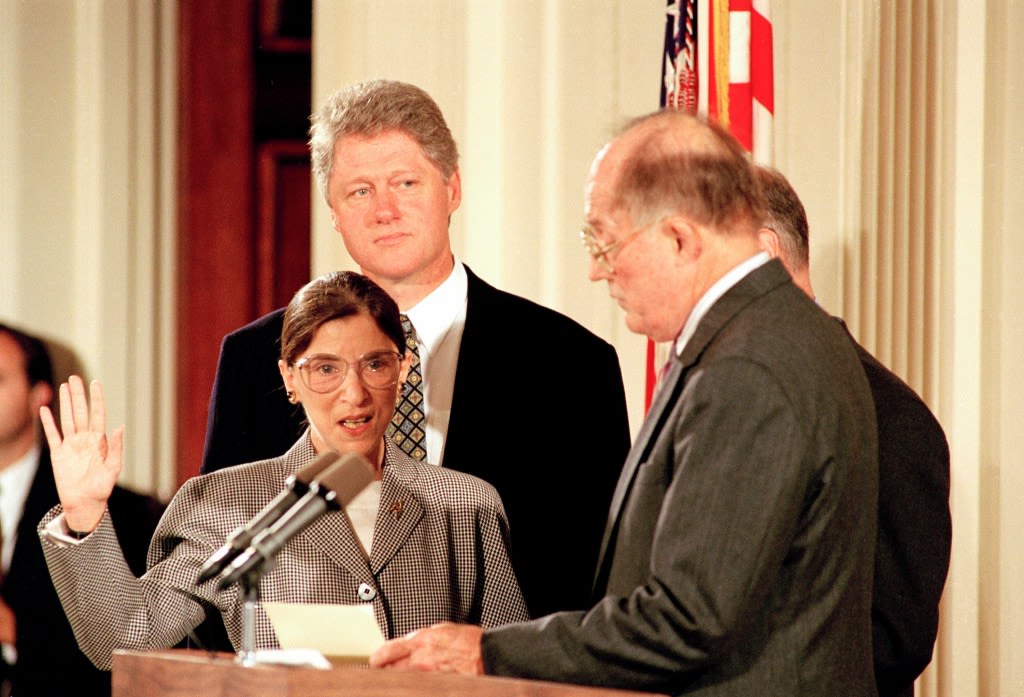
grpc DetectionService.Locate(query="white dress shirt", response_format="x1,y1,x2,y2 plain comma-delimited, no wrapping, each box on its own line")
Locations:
344,480,382,556
674,252,771,356
0,443,40,576
402,258,468,466
0,442,38,666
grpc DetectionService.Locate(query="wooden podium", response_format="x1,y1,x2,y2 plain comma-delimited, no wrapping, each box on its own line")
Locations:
112,649,668,697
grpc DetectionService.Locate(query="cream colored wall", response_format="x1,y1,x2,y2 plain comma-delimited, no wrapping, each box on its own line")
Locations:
0,1,177,498
978,5,1024,695
2,0,1021,693
311,0,664,429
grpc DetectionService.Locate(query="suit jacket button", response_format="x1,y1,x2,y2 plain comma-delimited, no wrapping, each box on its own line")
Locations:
357,582,377,601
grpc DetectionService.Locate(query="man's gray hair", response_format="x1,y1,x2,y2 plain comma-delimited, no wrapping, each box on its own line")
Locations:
309,80,459,202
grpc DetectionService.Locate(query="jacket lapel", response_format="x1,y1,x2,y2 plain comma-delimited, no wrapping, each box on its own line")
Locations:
368,464,424,574
592,357,686,589
591,259,793,593
441,265,487,472
276,436,375,582
302,510,374,582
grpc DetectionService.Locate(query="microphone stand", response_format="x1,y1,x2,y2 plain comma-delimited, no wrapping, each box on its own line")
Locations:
237,567,264,666
216,453,375,667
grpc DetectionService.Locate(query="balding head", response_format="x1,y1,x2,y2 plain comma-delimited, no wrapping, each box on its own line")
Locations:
604,110,764,236
582,110,768,342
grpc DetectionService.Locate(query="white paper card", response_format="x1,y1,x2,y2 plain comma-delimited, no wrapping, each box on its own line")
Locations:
263,602,385,662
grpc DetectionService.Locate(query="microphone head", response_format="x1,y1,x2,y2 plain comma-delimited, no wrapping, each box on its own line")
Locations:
291,450,343,487
312,452,376,507
196,451,342,585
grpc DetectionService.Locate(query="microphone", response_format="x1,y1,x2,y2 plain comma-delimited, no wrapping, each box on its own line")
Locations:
216,452,376,589
196,452,341,584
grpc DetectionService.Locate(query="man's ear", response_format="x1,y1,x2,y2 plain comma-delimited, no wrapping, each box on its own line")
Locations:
30,382,54,414
757,226,782,259
663,215,702,261
446,168,462,214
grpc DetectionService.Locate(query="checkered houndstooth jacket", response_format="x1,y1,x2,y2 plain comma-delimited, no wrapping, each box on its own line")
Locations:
38,434,528,670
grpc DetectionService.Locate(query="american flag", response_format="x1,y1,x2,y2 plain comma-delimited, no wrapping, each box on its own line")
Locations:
647,0,774,409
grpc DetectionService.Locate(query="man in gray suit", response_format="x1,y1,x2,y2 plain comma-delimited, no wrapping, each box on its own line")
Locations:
371,110,880,696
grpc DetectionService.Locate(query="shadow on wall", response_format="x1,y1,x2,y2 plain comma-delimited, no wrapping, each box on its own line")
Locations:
44,337,88,393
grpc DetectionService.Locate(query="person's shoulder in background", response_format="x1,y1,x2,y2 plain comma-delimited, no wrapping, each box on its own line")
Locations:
107,484,166,577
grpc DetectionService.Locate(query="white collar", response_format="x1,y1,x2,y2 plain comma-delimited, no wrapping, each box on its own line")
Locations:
403,258,468,357
1,442,41,557
0,441,40,501
674,251,771,356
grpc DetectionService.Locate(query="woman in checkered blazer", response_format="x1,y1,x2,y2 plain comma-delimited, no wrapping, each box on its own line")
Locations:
36,271,528,670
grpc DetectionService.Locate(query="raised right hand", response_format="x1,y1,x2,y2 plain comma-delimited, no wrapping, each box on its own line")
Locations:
39,375,124,533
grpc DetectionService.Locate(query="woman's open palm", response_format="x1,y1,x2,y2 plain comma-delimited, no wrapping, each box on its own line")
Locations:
39,375,123,532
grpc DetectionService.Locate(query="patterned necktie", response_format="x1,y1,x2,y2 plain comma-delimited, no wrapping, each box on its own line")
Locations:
388,314,427,461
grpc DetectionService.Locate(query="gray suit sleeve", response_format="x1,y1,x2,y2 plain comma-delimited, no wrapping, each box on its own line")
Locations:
481,359,827,691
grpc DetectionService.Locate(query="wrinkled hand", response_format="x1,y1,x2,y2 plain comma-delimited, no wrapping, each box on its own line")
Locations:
0,598,15,644
39,376,123,533
369,623,484,674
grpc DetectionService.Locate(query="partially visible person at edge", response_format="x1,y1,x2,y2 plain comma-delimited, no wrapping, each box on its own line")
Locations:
36,272,527,672
370,110,879,696
200,79,631,619
754,164,951,697
0,323,164,697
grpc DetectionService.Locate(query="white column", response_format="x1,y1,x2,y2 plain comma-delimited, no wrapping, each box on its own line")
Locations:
0,0,175,497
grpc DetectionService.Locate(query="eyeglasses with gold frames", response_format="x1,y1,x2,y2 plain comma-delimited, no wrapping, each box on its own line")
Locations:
291,351,402,393
579,219,660,273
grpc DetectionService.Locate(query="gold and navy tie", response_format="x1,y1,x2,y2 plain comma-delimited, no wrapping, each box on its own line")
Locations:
388,314,427,461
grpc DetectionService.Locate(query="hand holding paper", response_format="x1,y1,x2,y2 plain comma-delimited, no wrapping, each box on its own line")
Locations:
369,622,484,674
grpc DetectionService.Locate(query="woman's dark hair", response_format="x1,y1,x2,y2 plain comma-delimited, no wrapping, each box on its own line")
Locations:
280,271,404,364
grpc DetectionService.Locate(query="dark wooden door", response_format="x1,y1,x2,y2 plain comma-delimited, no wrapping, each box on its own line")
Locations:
176,0,311,483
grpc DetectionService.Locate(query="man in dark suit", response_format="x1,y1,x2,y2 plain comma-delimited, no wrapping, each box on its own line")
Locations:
371,112,879,696
200,80,631,619
754,165,952,697
0,324,164,697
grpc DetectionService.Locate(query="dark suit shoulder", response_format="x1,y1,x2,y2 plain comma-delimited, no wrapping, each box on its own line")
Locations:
464,266,615,350
849,339,951,695
453,266,630,617
222,307,286,344
202,306,303,473
108,484,166,523
7,451,156,697
855,344,948,453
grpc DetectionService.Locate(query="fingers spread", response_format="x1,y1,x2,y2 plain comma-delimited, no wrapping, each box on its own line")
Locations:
39,405,62,450
89,379,107,433
58,382,74,433
68,375,90,431
108,425,126,468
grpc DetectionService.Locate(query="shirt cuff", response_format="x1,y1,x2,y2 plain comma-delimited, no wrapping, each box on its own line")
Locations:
41,513,90,546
